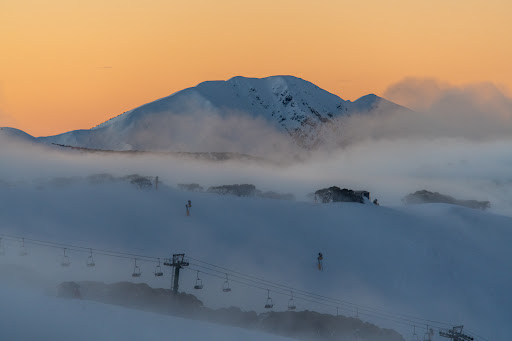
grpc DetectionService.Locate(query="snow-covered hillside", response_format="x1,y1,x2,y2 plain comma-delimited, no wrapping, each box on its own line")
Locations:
38,76,410,151
0,284,294,341
2,130,511,341
0,127,39,144
2,181,510,340
1,172,510,341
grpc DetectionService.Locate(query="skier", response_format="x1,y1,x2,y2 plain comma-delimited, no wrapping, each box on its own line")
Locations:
317,252,323,271
373,198,379,206
186,200,192,216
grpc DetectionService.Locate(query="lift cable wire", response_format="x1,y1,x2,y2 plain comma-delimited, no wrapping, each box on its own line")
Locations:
185,259,489,341
186,257,455,329
186,261,449,332
0,232,488,340
0,234,442,332
0,233,161,263
183,266,431,331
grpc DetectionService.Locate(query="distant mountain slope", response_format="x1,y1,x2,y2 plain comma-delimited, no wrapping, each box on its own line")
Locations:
0,127,39,144
38,76,410,151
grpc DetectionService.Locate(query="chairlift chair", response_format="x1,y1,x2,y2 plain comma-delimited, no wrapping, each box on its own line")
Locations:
132,258,141,277
86,249,95,267
264,290,274,309
288,292,296,311
194,271,203,289
60,248,71,267
222,273,231,292
154,259,163,277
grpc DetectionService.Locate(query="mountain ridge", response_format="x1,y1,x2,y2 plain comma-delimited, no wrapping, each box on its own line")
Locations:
8,76,412,152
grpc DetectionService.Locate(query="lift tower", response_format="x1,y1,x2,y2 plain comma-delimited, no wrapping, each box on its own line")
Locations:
164,254,189,294
439,326,474,341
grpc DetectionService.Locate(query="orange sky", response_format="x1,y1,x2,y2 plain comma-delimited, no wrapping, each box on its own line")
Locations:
1,0,511,137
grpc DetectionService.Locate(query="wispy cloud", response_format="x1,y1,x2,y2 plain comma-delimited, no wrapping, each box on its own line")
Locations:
324,78,512,145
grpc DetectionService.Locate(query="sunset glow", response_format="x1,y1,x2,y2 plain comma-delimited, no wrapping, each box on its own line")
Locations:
1,0,511,136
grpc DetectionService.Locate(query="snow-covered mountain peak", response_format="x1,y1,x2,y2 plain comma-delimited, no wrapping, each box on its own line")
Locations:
40,76,410,152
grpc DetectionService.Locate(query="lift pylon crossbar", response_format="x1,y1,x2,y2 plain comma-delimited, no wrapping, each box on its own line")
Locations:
163,253,189,294
439,326,474,341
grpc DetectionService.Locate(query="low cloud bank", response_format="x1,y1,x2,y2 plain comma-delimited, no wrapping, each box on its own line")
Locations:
130,108,303,159
1,134,511,217
1,78,511,216
317,78,512,148
375,78,512,141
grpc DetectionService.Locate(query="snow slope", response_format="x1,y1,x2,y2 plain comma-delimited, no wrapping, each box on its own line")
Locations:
1,135,511,341
38,76,410,151
0,284,294,341
0,180,510,341
0,127,39,144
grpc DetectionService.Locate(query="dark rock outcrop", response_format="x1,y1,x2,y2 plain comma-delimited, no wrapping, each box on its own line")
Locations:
57,281,404,341
261,311,402,341
207,184,257,197
403,190,490,210
57,281,202,316
206,184,295,200
315,186,370,204
122,174,153,189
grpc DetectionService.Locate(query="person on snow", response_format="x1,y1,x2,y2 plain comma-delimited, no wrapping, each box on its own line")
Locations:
317,252,323,271
186,200,192,216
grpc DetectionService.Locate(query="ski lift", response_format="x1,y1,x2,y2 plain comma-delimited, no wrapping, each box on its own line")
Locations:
194,271,203,289
412,325,418,341
154,258,163,277
86,249,95,267
132,258,141,277
19,238,28,256
60,248,71,267
288,291,296,311
222,273,231,292
264,289,274,309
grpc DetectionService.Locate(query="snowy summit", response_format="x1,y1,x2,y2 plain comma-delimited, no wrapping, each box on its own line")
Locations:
37,76,409,151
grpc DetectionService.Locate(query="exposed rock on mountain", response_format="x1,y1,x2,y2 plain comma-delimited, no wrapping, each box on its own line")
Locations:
207,184,257,197
315,186,370,204
58,281,404,341
403,190,490,210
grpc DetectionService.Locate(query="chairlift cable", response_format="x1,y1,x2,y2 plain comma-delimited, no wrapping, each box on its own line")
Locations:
186,256,456,329
0,234,161,263
186,261,450,330
0,233,161,262
0,232,453,332
183,266,431,330
0,231,486,340
184,266,424,330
